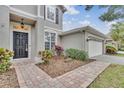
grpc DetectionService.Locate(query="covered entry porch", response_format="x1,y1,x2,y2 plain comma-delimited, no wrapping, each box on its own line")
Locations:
9,13,43,61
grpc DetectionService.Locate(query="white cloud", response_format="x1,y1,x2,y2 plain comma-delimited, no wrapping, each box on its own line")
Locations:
71,18,75,21
85,14,91,18
79,20,91,26
64,5,80,15
105,21,117,27
63,21,72,25
104,21,117,32
63,19,81,31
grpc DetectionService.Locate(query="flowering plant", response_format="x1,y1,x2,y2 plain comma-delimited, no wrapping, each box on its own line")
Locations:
54,45,64,56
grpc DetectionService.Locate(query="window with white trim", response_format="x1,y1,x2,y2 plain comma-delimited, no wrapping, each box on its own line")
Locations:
45,32,56,50
46,6,56,22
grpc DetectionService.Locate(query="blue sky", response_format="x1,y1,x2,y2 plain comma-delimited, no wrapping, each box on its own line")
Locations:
63,5,116,34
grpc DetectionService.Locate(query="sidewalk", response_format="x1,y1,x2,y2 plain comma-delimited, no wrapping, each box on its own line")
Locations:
13,60,110,88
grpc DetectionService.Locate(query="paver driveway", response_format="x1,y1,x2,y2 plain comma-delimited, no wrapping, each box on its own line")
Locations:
92,55,124,65
13,59,110,88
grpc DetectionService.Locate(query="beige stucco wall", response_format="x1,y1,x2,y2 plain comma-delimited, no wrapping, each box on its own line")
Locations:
0,6,10,49
61,32,85,50
10,5,38,16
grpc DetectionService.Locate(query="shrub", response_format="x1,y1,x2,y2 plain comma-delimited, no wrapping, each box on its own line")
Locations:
106,45,117,54
39,50,53,63
54,45,64,56
0,48,14,72
119,48,124,51
65,48,88,61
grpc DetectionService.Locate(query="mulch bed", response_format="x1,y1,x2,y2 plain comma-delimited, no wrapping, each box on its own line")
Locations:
36,57,96,78
0,68,19,88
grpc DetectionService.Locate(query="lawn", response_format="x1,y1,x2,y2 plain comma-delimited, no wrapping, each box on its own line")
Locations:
89,64,124,88
113,53,124,57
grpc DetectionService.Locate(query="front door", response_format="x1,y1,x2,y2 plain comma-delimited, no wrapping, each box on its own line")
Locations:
13,32,28,59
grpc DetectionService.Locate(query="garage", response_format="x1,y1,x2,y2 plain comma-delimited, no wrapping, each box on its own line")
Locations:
60,26,106,58
88,40,103,57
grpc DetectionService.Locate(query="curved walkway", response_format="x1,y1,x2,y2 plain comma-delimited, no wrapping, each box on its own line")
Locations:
13,59,110,88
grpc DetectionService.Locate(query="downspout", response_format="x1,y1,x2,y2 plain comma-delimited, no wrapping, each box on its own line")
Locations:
80,30,85,51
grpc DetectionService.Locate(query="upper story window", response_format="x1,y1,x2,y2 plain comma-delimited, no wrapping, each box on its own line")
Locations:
46,6,56,22
45,5,59,24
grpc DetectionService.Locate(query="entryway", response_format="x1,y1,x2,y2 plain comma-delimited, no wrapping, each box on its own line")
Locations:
13,31,28,59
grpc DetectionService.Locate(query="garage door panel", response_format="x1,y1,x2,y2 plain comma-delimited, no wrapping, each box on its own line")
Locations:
88,41,102,57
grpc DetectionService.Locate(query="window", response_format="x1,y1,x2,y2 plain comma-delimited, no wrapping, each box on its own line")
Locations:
45,32,56,50
46,6,59,24
46,6,56,22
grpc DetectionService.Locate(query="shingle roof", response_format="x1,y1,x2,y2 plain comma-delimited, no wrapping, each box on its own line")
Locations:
58,5,67,13
60,26,107,38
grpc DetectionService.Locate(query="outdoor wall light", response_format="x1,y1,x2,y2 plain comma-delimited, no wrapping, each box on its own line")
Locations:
20,18,24,29
0,23,5,31
1,24,4,28
86,37,90,42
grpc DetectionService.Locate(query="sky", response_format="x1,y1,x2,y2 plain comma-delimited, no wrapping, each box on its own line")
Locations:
63,5,117,34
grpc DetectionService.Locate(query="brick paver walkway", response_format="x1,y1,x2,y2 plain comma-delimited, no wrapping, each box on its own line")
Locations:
13,59,110,88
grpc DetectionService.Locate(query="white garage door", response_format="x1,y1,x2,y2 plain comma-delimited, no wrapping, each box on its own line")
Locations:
88,40,103,57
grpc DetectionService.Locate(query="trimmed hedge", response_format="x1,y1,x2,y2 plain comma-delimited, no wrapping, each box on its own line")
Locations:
119,48,124,51
106,45,117,54
65,48,88,61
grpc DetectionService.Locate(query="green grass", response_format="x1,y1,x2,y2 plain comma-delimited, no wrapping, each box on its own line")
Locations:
89,64,124,88
112,53,124,57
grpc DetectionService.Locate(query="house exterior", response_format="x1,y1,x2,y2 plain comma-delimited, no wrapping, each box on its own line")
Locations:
60,26,106,57
105,32,118,49
0,5,66,61
0,5,106,61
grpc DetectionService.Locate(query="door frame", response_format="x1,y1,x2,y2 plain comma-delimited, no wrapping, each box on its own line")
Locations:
13,31,29,59
10,22,31,59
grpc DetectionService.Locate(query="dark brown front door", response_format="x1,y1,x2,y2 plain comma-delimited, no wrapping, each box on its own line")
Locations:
13,31,28,59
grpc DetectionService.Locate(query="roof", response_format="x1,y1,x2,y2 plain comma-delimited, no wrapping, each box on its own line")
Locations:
58,5,67,13
106,31,112,39
60,26,107,38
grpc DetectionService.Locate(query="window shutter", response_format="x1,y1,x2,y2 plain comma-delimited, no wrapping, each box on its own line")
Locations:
56,8,59,24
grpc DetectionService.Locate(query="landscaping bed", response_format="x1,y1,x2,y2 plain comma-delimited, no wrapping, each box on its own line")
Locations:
36,57,95,78
0,68,19,88
89,64,124,88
